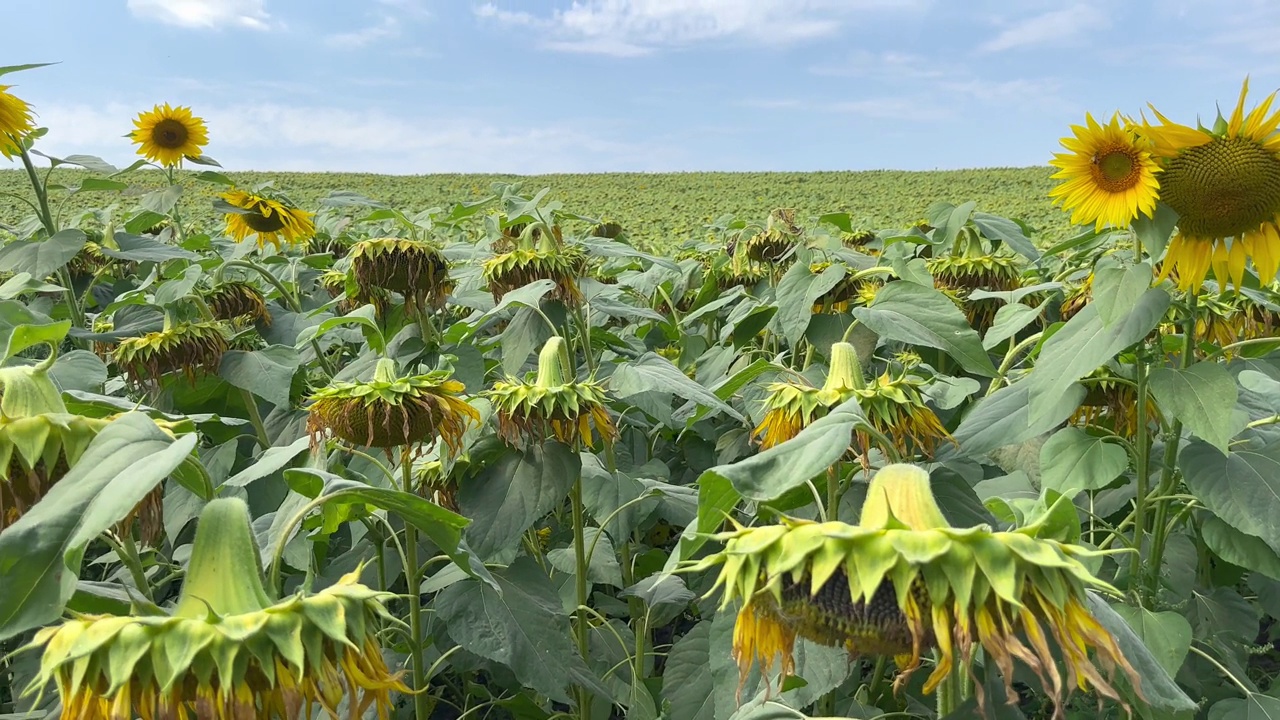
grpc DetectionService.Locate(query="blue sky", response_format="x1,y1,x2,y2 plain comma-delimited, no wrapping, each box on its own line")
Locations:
10,0,1280,174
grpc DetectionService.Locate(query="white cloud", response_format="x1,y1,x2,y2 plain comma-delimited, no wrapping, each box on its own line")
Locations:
126,0,272,30
979,4,1105,53
809,51,946,79
28,101,674,174
325,17,401,48
475,0,924,57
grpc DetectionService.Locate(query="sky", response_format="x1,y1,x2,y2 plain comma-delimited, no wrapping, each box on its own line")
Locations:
8,0,1280,175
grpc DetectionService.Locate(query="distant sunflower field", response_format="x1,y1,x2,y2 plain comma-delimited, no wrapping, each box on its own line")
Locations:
5,60,1280,720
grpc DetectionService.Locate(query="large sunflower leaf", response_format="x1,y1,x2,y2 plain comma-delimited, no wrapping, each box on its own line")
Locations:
0,413,197,640
458,441,579,562
1025,287,1170,425
435,557,614,705
1181,439,1280,554
663,620,715,720
1086,593,1198,712
853,280,997,377
1149,362,1244,453
1038,426,1129,498
0,229,86,280
947,380,1087,459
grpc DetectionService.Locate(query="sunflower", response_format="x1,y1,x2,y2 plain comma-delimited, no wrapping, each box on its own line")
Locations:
21,498,409,720
484,336,616,450
129,103,208,167
1049,113,1161,232
1145,79,1280,291
221,188,316,251
0,85,36,159
681,464,1142,718
112,321,230,388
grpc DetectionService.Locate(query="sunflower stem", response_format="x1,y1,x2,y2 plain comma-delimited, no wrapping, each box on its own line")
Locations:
402,446,432,720
16,144,86,340
165,166,186,243
239,388,271,449
106,532,155,604
1128,337,1151,602
570,474,594,720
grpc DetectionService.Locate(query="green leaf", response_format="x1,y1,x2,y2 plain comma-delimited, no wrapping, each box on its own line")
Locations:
153,264,203,307
459,442,579,561
0,272,64,298
139,184,183,215
1132,202,1179,262
972,211,1039,261
580,455,659,540
124,211,168,236
498,306,549,376
1209,695,1280,720
1111,604,1192,679
0,413,197,640
611,353,744,423
435,557,613,704
982,301,1042,350
223,436,310,487
771,262,845,347
1201,513,1280,580
667,473,739,570
1085,594,1197,712
663,621,715,720
853,281,997,377
1149,362,1243,453
282,468,488,588
1025,288,1170,424
620,573,695,611
0,228,86,279
949,381,1087,458
48,350,109,393
1038,427,1129,497
0,300,70,362
547,527,624,587
296,304,385,355
219,345,300,407
0,63,56,78
1092,259,1153,329
1181,439,1280,553
100,232,200,262
73,178,129,193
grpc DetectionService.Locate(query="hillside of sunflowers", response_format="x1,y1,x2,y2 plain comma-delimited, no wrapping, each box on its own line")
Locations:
6,58,1280,720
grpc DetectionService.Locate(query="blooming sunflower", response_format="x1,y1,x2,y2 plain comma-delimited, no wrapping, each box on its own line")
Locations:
1145,79,1280,291
681,464,1142,718
20,497,409,719
129,103,208,167
1049,113,1161,232
0,84,36,159
221,188,316,251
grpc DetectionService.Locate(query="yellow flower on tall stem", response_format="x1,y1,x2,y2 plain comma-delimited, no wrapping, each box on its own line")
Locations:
129,103,208,166
1144,79,1280,291
0,85,35,159
221,188,316,250
1049,112,1161,232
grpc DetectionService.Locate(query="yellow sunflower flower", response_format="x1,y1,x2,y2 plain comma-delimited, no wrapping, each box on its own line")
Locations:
1145,78,1280,291
1049,112,1161,232
221,188,316,250
129,103,208,167
0,85,36,159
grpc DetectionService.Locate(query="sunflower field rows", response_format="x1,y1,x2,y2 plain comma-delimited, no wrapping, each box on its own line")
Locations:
5,62,1280,720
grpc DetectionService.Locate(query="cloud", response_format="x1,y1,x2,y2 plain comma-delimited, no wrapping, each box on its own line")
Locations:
126,0,272,30
29,101,673,174
475,0,924,57
325,17,401,48
809,51,946,79
979,4,1105,53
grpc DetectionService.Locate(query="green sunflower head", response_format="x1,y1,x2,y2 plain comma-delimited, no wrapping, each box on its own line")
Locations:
483,336,616,450
21,497,409,720
682,463,1143,716
307,357,479,452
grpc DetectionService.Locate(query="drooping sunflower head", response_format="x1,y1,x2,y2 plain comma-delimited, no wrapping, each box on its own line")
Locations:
682,464,1142,716
1190,287,1280,352
483,336,616,450
1145,79,1280,291
591,220,625,239
307,358,479,453
204,281,272,327
350,237,453,314
21,497,409,720
843,229,878,250
221,188,316,251
809,263,887,313
482,246,586,305
929,253,1023,331
1049,112,1161,232
753,342,864,450
129,103,209,167
853,369,953,461
1072,365,1159,438
112,321,230,388
0,84,36,159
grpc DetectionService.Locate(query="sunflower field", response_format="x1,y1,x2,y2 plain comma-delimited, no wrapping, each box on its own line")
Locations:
4,61,1280,720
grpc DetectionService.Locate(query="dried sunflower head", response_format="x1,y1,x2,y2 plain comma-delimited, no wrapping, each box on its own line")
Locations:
21,497,409,719
204,281,272,327
350,237,452,314
112,321,230,388
482,246,586,306
307,357,478,452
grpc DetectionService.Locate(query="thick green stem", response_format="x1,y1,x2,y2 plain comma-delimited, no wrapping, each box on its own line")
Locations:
239,388,271,448
403,448,432,720
571,476,593,720
18,146,86,336
106,533,156,604
1128,338,1151,600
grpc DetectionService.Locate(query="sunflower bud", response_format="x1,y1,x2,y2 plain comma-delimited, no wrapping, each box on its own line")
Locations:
112,321,230,388
484,336,616,450
21,497,410,719
307,358,479,453
682,464,1143,716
